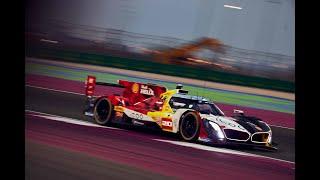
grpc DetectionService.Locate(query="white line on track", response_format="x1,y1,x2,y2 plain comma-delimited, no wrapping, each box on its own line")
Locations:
270,124,295,130
26,109,294,165
25,84,295,130
26,84,85,96
154,139,295,164
25,109,122,130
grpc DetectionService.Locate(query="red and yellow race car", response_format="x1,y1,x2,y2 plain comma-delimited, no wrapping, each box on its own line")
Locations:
84,75,276,150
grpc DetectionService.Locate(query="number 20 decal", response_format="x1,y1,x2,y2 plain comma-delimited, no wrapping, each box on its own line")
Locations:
162,121,172,127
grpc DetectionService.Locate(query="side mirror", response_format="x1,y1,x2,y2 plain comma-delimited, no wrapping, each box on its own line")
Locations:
233,109,244,116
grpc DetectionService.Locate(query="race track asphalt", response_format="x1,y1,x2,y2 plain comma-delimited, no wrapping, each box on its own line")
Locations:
26,140,174,180
25,85,295,176
25,86,295,162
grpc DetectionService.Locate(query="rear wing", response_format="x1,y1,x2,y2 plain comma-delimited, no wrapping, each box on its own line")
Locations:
85,75,168,104
85,75,96,97
85,75,125,97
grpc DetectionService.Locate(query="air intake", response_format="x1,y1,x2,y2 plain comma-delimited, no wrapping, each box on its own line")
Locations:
178,89,188,94
251,132,270,143
223,129,250,141
176,84,183,89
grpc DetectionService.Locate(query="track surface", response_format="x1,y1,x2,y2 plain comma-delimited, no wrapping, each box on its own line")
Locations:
26,58,295,114
25,60,295,179
26,74,295,129
26,110,294,180
25,88,294,179
25,86,295,162
26,140,173,180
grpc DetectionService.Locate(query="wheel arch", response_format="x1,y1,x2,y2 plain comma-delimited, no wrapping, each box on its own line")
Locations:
172,108,199,133
93,96,114,125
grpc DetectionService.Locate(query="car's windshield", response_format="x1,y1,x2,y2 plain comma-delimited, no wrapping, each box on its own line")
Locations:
193,103,224,116
169,97,224,116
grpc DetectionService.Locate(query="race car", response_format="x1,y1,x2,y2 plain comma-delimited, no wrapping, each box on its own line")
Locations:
84,75,277,150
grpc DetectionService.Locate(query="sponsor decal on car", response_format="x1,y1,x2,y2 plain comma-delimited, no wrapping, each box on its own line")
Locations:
140,85,154,96
216,117,246,131
114,106,125,112
130,112,144,120
161,118,173,131
132,83,139,93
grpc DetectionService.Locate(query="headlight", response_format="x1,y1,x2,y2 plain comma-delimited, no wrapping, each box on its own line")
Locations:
209,121,225,139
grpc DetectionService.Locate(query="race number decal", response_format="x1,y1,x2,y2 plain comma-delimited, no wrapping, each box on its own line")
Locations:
161,118,173,131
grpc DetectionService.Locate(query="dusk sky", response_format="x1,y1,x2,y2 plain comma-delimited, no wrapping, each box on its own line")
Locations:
26,0,294,56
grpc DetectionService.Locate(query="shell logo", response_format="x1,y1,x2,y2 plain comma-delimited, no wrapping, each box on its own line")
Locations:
132,83,139,93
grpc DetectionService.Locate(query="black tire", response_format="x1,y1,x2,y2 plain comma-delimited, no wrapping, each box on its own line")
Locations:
93,97,113,125
179,111,200,142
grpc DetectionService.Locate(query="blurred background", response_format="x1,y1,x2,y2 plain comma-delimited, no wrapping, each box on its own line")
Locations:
25,1,295,179
25,0,295,92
